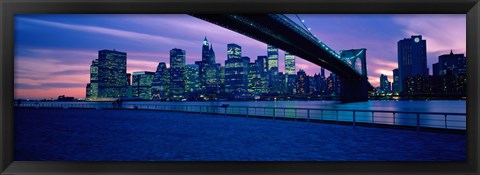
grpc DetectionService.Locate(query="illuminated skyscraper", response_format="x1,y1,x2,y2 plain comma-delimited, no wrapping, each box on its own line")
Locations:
285,52,295,75
132,71,155,99
225,48,249,95
397,35,427,93
296,69,309,95
185,64,201,99
152,62,170,100
379,74,391,93
169,48,186,100
392,68,399,94
284,52,296,94
227,43,241,60
96,49,128,99
267,45,278,71
86,59,99,100
432,50,466,76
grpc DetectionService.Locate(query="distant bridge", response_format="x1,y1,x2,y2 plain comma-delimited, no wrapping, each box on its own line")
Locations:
191,14,372,102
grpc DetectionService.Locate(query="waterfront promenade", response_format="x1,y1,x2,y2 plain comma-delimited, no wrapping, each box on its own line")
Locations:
15,108,466,161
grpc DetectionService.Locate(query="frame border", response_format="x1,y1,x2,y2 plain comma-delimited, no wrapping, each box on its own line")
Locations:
1,0,479,174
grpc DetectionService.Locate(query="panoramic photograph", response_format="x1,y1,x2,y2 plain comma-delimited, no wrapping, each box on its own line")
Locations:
14,14,466,161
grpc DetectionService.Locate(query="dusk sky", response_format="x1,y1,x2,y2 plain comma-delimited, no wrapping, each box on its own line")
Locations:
14,14,466,99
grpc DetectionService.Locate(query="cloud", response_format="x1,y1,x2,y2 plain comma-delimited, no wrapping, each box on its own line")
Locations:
16,83,86,90
128,59,164,73
17,17,196,47
393,15,466,55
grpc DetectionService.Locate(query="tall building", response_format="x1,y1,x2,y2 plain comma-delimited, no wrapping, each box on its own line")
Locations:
185,64,201,96
225,49,249,96
227,43,241,60
267,45,278,71
152,62,170,100
285,52,295,75
326,73,341,95
397,35,428,93
201,37,216,64
296,69,309,95
432,50,466,76
169,48,186,100
132,71,155,99
219,66,225,94
92,49,129,99
392,68,399,94
285,74,297,95
86,59,99,100
205,63,220,99
379,74,391,93
248,62,261,94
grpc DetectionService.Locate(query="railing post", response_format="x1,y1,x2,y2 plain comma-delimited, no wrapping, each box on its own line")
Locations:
353,111,356,128
273,108,276,120
295,108,298,118
416,113,420,132
336,110,339,123
444,114,448,131
284,108,286,118
393,112,396,128
246,107,249,118
320,109,323,122
371,111,374,126
307,109,310,122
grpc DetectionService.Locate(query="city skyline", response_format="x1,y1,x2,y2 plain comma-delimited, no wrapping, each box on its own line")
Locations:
14,14,466,99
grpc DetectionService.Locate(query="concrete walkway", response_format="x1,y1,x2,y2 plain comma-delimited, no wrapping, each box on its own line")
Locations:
15,108,466,161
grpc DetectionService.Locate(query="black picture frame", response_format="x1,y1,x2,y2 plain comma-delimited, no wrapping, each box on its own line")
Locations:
1,0,479,174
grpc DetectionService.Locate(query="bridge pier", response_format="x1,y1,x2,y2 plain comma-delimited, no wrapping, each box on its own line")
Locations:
340,77,369,103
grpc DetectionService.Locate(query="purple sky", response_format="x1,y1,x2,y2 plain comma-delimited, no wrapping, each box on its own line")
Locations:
14,14,466,99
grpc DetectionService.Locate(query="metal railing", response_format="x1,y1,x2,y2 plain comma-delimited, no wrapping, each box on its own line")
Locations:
14,102,466,132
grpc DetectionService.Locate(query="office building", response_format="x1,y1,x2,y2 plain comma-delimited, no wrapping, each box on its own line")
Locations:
296,69,309,95
89,49,129,99
185,64,201,95
86,59,99,100
132,71,155,99
379,74,391,93
169,48,186,100
285,52,295,75
227,43,241,60
225,51,249,95
432,50,466,76
152,62,170,100
397,35,428,93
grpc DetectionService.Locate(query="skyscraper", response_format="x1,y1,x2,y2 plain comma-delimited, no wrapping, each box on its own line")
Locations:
169,48,186,100
267,45,278,71
285,52,296,95
96,49,128,99
397,35,428,93
296,69,309,95
132,71,155,99
227,43,241,60
432,50,466,76
225,47,249,96
267,45,279,94
86,59,99,100
392,68,399,94
219,66,225,94
205,63,220,99
285,52,295,75
185,64,201,99
201,37,214,64
255,56,269,94
379,74,391,93
152,62,170,100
